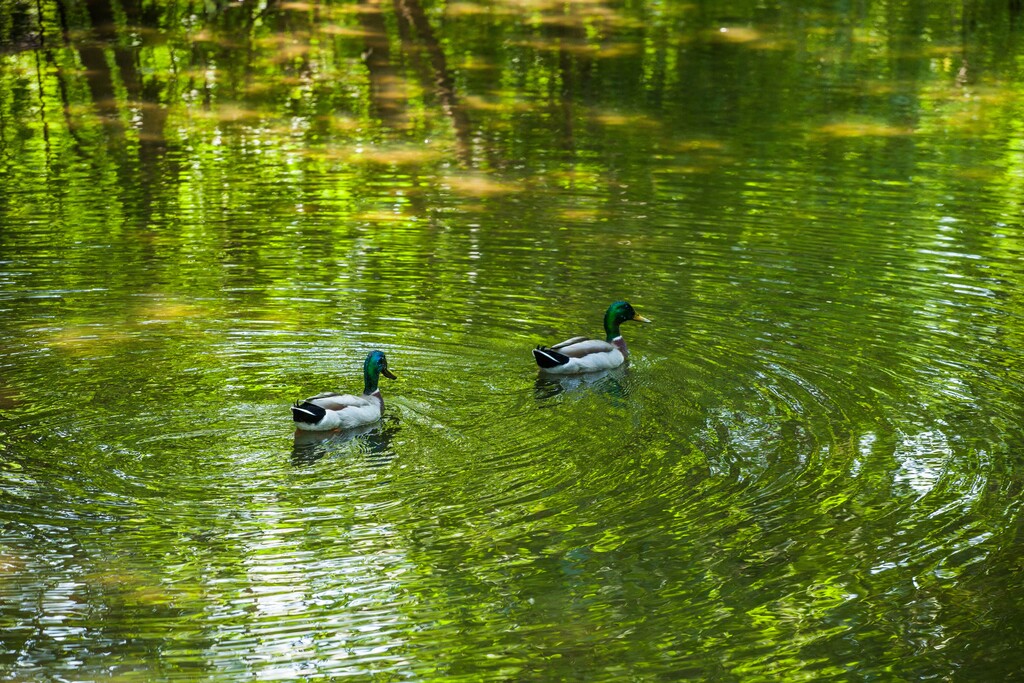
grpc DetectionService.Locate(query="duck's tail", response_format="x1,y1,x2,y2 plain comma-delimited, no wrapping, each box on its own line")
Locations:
533,346,570,369
291,400,327,426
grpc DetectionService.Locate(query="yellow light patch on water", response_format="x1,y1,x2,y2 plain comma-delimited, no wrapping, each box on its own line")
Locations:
500,0,562,12
938,107,994,135
592,111,660,128
134,300,206,324
463,96,505,112
579,4,637,21
559,208,603,221
957,166,1001,180
668,139,735,170
962,87,1018,106
320,24,378,38
462,95,532,113
452,202,488,213
515,36,640,58
66,97,118,114
188,29,217,43
256,31,311,47
348,146,442,165
368,74,416,101
710,26,762,44
267,43,314,63
655,164,716,175
513,37,565,52
816,120,914,138
326,1,380,14
458,56,497,71
126,585,180,606
65,103,97,118
0,384,20,410
592,42,641,58
47,326,134,354
63,27,90,41
548,169,601,185
447,2,490,17
133,101,166,115
86,571,144,590
534,14,586,29
322,115,360,132
305,147,351,162
355,210,417,223
442,174,520,197
674,138,727,153
520,0,643,29
188,104,266,123
861,81,901,96
85,571,188,607
748,37,791,52
852,29,884,45
924,44,961,58
172,66,210,82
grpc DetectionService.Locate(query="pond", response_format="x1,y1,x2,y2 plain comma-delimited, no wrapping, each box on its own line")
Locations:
2,0,1024,679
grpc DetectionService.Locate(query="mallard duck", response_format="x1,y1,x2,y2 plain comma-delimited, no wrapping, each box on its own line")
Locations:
291,350,397,431
533,300,651,374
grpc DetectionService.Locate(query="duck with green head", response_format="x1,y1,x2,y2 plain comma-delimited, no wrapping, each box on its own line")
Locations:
533,300,651,374
291,350,397,431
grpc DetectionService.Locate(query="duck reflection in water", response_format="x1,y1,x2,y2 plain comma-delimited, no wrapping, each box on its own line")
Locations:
290,419,398,466
534,366,628,400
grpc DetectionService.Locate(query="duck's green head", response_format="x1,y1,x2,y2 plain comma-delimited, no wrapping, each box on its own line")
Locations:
604,300,651,341
363,350,397,394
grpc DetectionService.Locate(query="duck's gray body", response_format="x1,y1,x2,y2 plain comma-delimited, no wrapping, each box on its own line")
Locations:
292,391,384,431
292,350,396,431
533,301,649,374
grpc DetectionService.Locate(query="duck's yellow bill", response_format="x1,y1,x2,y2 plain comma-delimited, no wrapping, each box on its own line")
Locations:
633,314,652,323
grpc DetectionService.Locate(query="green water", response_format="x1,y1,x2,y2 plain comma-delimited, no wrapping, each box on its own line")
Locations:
3,0,1024,679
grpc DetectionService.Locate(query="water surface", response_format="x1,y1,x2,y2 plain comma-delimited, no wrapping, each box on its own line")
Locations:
3,0,1024,680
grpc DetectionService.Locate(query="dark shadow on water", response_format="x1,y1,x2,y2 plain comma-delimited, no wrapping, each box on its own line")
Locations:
290,419,398,467
534,366,629,401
